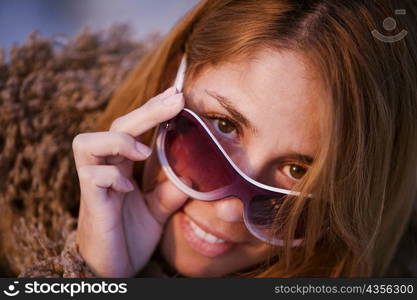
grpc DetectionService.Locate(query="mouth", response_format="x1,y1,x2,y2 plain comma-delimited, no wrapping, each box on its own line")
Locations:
179,210,237,258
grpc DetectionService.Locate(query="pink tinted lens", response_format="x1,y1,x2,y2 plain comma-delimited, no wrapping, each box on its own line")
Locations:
164,110,237,193
246,193,308,241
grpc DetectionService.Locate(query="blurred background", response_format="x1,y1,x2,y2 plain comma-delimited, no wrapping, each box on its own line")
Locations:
0,0,200,50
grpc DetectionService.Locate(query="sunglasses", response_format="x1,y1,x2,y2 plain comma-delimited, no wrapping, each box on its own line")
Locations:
154,55,314,246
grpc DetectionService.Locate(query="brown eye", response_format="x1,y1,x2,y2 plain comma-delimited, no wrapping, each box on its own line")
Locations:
217,119,235,134
288,164,307,179
215,118,236,134
204,114,240,141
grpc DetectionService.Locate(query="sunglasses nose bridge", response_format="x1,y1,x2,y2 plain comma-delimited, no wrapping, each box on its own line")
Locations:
229,180,255,206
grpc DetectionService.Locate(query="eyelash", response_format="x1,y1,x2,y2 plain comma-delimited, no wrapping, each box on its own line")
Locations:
203,113,242,138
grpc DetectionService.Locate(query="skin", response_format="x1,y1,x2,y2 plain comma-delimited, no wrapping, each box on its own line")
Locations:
73,48,326,277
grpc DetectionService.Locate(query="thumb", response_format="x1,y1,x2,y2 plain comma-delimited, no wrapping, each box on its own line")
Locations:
144,177,191,226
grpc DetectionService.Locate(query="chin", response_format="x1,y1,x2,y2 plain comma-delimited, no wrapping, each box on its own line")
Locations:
158,210,271,278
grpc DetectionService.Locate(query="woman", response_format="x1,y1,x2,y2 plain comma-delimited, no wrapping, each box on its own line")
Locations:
72,0,417,277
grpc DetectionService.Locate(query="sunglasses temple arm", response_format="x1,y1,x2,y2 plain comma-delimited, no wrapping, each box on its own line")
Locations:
174,54,187,92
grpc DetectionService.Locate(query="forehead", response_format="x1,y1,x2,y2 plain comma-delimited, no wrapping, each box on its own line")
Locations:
184,48,327,159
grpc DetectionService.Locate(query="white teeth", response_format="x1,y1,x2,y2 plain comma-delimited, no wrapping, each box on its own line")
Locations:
188,218,226,244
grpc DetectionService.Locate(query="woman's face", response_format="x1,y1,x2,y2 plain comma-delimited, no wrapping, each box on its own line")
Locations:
142,48,326,277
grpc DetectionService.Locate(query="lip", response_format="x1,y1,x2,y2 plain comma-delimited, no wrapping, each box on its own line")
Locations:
180,211,236,258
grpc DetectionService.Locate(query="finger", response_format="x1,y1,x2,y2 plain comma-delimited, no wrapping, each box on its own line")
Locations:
78,165,135,199
144,177,191,226
72,131,152,169
109,86,184,136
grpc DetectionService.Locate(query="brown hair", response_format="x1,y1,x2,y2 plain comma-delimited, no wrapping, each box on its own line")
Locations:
95,0,417,277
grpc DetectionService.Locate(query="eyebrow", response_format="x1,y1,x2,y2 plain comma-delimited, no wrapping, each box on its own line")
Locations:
204,89,258,134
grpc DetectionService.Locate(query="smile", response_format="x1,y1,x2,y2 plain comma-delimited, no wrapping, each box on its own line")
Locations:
180,212,236,258
187,217,226,244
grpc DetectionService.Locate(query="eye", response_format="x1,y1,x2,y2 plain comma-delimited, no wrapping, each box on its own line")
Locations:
207,116,239,140
282,164,307,180
215,118,236,134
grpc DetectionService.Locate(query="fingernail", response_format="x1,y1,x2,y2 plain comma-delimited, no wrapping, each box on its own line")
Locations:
163,93,183,106
135,142,152,158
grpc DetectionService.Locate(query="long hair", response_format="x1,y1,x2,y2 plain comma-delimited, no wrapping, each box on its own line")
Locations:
94,0,417,277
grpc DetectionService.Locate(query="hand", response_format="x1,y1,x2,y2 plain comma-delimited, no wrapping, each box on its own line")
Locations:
72,86,188,277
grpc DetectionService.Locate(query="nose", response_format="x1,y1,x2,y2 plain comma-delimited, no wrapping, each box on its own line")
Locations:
214,197,244,223
214,143,272,223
